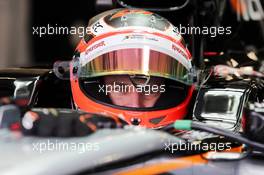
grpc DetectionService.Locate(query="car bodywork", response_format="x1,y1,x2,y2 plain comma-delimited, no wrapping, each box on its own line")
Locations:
0,66,263,174
1,0,264,174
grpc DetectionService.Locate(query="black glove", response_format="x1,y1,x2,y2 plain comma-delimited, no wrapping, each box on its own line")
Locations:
21,108,128,137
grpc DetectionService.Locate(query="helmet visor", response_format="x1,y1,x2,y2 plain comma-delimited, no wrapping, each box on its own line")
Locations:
79,47,192,85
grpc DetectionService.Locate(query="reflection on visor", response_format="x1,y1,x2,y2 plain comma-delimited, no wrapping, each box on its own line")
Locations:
80,48,192,85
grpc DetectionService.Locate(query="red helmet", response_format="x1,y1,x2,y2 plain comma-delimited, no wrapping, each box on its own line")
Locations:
70,9,194,128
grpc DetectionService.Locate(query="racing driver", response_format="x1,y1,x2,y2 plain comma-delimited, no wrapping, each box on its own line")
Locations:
70,8,195,128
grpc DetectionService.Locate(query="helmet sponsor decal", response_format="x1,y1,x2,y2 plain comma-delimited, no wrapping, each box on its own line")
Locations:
79,31,192,70
85,41,106,55
110,9,153,20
